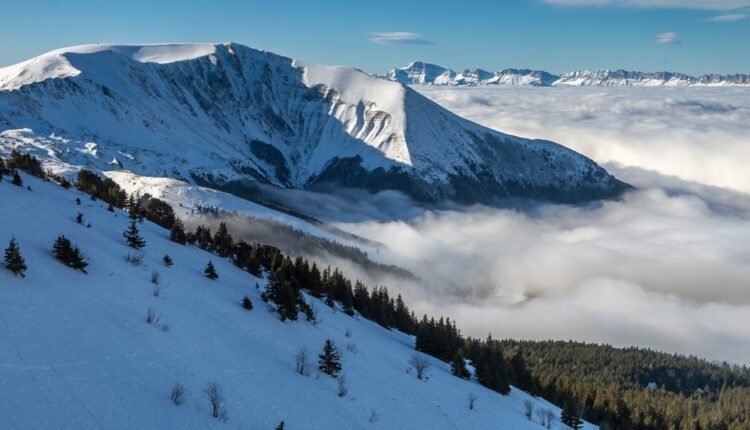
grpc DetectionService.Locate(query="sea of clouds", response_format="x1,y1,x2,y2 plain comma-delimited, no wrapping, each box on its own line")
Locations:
322,86,750,365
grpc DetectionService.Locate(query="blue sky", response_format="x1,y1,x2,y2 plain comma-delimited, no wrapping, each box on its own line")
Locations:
0,0,748,74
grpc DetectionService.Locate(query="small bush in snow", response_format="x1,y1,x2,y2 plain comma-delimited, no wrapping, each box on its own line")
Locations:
203,381,227,421
146,306,160,325
346,343,359,354
275,421,285,430
524,399,534,420
368,409,380,424
242,295,253,311
345,328,352,338
337,374,349,398
170,383,185,406
151,270,160,285
467,393,478,410
295,347,309,376
163,255,173,267
204,261,218,280
408,355,430,380
125,252,144,266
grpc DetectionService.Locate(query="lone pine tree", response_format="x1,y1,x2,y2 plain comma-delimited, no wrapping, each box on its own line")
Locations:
123,220,146,249
204,261,218,280
4,238,27,277
170,218,187,244
318,339,342,377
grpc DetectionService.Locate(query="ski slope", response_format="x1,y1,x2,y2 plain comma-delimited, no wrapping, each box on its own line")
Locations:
0,172,594,429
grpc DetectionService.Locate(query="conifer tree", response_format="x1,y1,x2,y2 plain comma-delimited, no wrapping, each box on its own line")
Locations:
212,222,234,257
52,235,88,273
12,170,22,186
163,255,173,267
318,339,342,377
0,156,5,176
451,351,470,379
170,218,187,244
4,238,27,277
75,197,81,205
275,422,285,430
123,220,146,249
242,295,253,311
204,261,218,280
561,403,583,430
75,212,84,224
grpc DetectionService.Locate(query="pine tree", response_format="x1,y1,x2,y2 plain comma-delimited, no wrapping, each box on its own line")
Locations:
170,218,187,244
275,422,285,430
123,220,146,249
163,255,173,267
52,235,88,273
204,261,218,280
318,339,342,377
561,402,583,429
0,156,5,175
212,222,234,257
4,238,27,277
451,351,470,379
12,170,22,186
75,212,84,224
242,295,253,311
75,197,81,205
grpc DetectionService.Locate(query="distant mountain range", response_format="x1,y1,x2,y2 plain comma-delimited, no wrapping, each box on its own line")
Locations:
384,62,750,87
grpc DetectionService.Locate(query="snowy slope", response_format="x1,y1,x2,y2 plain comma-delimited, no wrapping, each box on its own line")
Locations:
385,62,750,87
0,172,595,429
0,43,625,205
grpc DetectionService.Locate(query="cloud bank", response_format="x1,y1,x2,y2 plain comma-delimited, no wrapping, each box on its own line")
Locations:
415,86,750,194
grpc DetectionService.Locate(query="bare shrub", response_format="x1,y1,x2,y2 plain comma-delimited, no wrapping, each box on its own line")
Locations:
523,399,534,420
536,409,547,426
345,328,352,338
368,409,380,423
467,393,478,410
346,343,359,353
152,283,161,298
170,383,185,406
203,381,226,420
151,270,160,285
408,355,430,380
125,251,144,266
337,374,349,398
146,306,160,325
544,409,555,429
295,347,309,376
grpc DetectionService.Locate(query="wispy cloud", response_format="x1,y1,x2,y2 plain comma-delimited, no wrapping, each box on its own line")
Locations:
708,12,749,21
542,0,750,10
368,32,435,45
656,31,681,44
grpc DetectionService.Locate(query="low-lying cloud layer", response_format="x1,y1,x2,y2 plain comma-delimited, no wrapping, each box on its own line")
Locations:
416,86,750,194
325,169,750,364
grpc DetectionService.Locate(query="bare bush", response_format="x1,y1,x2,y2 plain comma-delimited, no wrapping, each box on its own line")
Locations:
125,251,144,266
536,409,547,427
337,374,349,398
203,381,226,420
346,343,359,353
467,393,478,410
408,355,430,380
295,347,309,376
152,283,161,298
524,399,533,420
544,409,555,429
170,383,184,406
345,328,352,338
368,409,380,423
151,270,160,285
146,306,160,325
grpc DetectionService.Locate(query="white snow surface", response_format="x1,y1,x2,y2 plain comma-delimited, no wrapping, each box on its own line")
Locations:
0,172,595,429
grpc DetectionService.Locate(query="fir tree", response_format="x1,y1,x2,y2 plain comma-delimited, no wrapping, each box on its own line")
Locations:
12,170,22,186
318,339,342,377
163,255,173,267
204,261,218,280
75,212,84,224
212,222,234,257
75,197,81,205
123,220,146,249
0,155,5,175
52,236,88,273
170,218,187,244
561,402,583,430
451,351,470,379
4,238,27,277
242,295,253,311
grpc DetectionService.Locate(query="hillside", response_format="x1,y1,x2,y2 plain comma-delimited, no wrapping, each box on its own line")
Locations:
0,171,590,429
0,43,625,205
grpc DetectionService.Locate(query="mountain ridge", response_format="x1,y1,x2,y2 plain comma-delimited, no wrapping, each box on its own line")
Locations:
0,43,626,206
384,61,750,87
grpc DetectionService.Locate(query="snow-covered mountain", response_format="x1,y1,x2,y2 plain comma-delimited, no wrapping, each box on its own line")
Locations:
0,171,596,429
385,62,750,87
0,43,625,205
